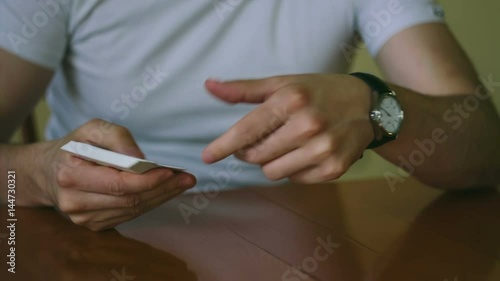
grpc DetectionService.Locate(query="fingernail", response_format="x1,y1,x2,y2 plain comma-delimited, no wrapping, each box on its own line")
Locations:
202,151,215,164
162,170,174,181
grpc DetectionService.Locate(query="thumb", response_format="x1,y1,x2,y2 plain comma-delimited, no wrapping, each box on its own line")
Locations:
73,119,145,159
205,77,284,104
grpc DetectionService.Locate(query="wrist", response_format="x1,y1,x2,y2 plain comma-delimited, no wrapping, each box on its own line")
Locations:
31,141,60,206
344,74,379,146
1,142,54,206
349,72,404,149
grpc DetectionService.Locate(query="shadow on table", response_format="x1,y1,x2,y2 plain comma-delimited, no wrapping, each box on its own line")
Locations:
374,187,500,281
0,207,197,281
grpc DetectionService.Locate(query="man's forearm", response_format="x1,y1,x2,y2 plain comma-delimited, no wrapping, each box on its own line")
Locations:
0,143,52,206
375,84,500,188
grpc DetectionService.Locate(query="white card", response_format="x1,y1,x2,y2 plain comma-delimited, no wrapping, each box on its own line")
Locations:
60,141,185,174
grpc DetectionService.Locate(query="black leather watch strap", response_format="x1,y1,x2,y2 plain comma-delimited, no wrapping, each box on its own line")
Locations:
350,72,397,149
350,72,391,94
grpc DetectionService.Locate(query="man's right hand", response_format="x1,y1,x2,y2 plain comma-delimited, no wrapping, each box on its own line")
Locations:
34,119,196,231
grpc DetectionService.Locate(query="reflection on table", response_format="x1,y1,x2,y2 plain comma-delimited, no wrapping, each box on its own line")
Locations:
1,178,499,281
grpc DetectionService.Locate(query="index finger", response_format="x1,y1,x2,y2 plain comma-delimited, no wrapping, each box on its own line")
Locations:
202,91,297,163
57,157,195,195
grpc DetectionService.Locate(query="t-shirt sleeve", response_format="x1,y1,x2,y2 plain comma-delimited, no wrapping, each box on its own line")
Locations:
0,0,70,69
355,0,446,56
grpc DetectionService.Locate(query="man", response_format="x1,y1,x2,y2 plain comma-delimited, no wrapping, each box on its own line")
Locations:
1,0,499,231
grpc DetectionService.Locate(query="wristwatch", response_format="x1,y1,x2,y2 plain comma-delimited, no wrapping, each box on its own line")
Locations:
350,72,404,149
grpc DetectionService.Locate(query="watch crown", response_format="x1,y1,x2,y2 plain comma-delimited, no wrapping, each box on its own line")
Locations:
370,111,382,122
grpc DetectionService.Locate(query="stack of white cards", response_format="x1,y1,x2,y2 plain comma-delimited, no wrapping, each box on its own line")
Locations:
61,141,185,174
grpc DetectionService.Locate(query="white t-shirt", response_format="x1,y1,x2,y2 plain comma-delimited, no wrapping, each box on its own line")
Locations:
0,0,444,189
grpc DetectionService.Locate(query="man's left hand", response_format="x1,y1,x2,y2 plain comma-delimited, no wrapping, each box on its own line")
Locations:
202,74,375,184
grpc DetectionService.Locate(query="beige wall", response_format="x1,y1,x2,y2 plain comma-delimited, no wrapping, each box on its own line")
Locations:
13,0,500,181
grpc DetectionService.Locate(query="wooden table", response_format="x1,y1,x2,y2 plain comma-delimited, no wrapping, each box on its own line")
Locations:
1,178,499,281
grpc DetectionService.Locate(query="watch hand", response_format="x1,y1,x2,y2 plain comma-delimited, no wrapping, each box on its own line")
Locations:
381,108,392,117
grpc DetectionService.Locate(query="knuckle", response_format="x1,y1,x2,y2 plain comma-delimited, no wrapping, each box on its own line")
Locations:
313,135,336,159
125,194,141,208
108,178,126,195
230,125,251,142
287,89,309,110
145,179,157,191
262,165,282,181
268,76,287,87
320,161,348,181
113,124,132,138
239,147,260,164
86,118,104,128
68,214,88,226
57,201,72,214
131,203,144,217
57,192,78,213
298,114,325,138
56,168,72,188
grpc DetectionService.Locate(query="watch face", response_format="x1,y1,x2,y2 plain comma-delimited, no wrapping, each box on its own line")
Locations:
379,94,403,135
